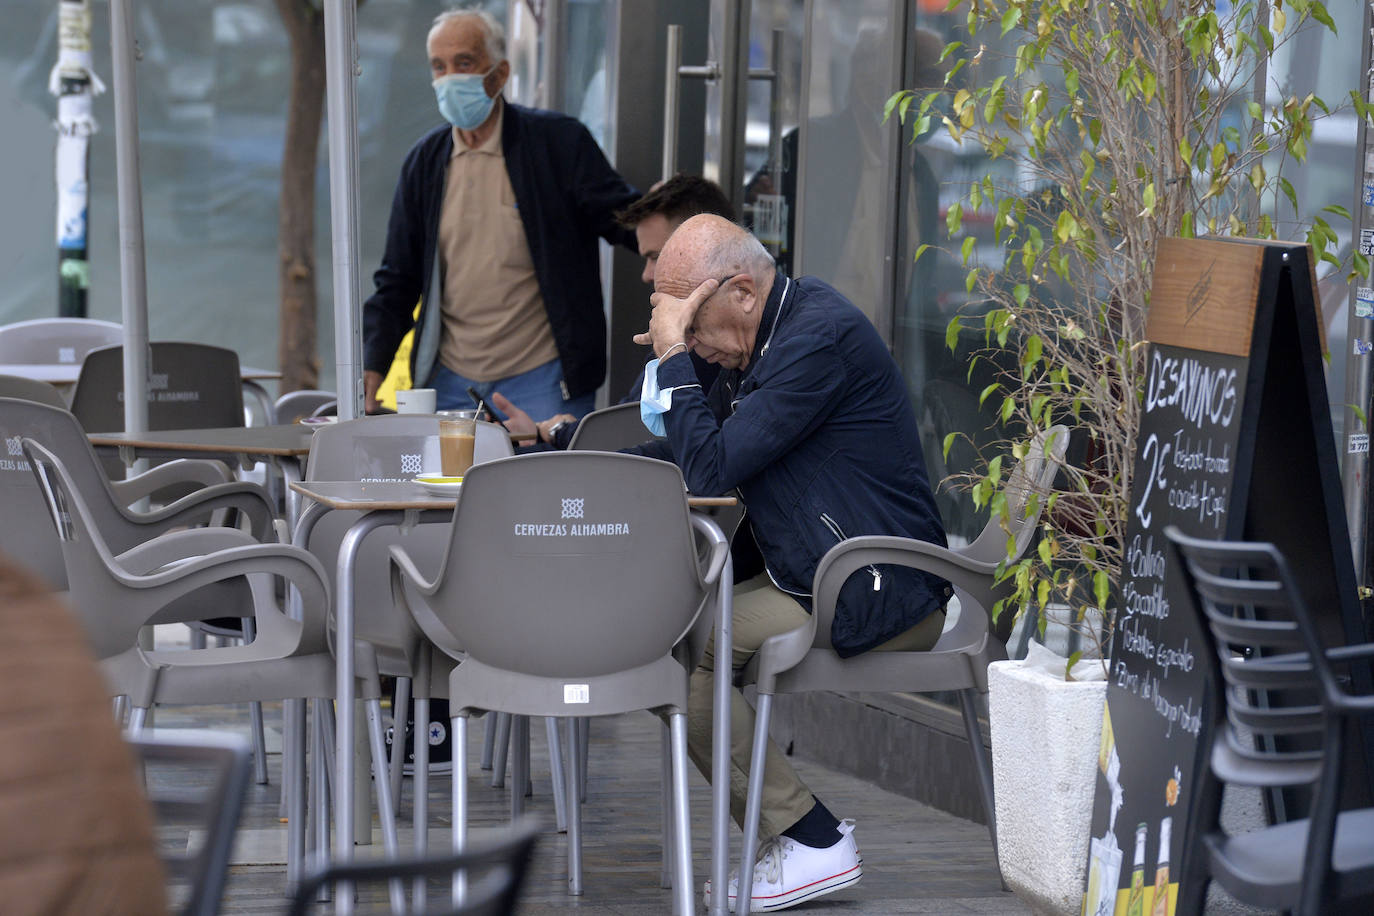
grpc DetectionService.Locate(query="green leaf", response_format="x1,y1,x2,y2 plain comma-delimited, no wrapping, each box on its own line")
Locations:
947,202,964,237
1013,283,1030,308
1000,5,1023,36
1065,650,1083,681
943,431,957,460
1351,405,1369,429
961,235,977,265
1093,570,1110,611
979,383,1000,406
1323,204,1353,220
1001,396,1015,422
913,243,930,264
945,316,962,352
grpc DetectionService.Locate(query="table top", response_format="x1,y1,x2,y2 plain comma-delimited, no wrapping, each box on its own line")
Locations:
291,479,738,511
0,363,281,385
88,424,315,456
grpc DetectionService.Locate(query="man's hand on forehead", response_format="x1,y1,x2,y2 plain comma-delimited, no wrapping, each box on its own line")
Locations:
634,277,719,357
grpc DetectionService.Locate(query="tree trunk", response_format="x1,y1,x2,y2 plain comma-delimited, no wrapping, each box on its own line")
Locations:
274,0,326,393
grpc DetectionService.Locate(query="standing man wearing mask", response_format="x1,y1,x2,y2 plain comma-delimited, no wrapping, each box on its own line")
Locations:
363,8,639,416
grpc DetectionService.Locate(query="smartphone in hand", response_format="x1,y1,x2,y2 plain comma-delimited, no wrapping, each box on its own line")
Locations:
466,385,500,423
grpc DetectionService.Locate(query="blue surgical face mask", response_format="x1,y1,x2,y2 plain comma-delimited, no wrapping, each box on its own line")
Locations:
434,69,497,130
641,357,698,437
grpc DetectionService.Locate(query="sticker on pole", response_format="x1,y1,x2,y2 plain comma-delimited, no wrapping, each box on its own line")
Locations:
1363,184,1374,207
1362,229,1374,257
1350,434,1369,455
1355,339,1374,356
563,684,590,704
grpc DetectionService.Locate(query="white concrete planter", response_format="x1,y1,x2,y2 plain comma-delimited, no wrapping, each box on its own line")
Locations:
989,658,1107,916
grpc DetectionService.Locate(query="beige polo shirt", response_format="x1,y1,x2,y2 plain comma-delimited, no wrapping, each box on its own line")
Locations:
437,101,559,382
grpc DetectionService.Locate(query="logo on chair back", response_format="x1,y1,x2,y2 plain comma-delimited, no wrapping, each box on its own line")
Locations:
400,454,423,475
0,434,30,472
512,497,631,541
6,436,21,458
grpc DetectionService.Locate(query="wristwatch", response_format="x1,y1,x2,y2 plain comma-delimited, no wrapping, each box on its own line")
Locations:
544,418,571,444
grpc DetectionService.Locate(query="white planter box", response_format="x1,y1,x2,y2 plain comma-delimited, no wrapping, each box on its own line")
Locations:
989,659,1107,916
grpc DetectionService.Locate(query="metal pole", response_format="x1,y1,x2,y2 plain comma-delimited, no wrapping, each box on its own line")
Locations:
541,0,566,112
109,0,148,437
663,24,683,180
1345,1,1374,591
718,0,752,216
53,0,102,318
323,0,363,421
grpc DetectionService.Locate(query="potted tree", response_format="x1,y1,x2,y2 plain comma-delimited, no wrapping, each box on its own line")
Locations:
889,1,1354,912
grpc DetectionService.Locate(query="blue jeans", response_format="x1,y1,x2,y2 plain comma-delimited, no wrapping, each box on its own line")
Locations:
428,358,595,422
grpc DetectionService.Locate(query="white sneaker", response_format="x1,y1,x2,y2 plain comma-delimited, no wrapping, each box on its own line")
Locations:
703,820,862,912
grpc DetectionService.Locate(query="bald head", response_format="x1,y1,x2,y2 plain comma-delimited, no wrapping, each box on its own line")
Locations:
655,215,776,370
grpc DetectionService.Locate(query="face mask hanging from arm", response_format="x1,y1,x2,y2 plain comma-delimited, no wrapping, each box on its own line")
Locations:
639,357,700,437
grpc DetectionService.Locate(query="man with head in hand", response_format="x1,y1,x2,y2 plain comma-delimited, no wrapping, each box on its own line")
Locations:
633,214,952,912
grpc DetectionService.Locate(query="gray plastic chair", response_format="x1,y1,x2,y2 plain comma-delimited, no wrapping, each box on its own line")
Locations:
0,396,267,590
276,389,339,425
0,316,123,364
0,372,69,408
303,413,517,875
287,818,540,916
1165,527,1374,915
566,401,660,451
21,436,393,890
130,730,253,916
390,451,728,913
732,424,1070,914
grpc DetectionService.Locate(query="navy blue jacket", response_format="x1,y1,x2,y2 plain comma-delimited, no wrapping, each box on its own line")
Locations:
646,275,951,656
363,103,640,399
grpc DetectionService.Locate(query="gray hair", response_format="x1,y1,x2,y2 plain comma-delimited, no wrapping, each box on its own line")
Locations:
431,8,507,63
698,229,775,287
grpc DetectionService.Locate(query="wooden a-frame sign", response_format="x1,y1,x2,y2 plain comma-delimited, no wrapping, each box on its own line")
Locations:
1079,237,1373,916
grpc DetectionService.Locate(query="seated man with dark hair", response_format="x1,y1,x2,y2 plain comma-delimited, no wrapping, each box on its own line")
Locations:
494,174,736,449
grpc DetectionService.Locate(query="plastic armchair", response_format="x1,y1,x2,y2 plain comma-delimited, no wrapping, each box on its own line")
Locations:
276,389,338,425
1165,527,1374,915
566,401,660,450
0,372,68,408
22,436,393,893
287,818,540,916
0,396,272,589
130,730,253,916
389,451,728,914
732,424,1070,915
0,316,122,364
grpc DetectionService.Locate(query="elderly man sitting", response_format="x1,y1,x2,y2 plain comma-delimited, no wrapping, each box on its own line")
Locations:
631,214,952,911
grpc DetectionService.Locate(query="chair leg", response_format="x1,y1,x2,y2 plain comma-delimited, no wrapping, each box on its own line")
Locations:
452,715,469,907
365,698,406,913
511,716,529,818
127,705,149,733
660,723,673,888
480,711,497,771
285,698,307,890
490,712,511,787
564,717,583,896
669,713,694,916
736,693,773,916
390,676,411,811
545,717,568,832
112,695,129,725
578,716,590,803
959,689,1005,890
311,700,331,904
413,697,430,912
240,617,269,785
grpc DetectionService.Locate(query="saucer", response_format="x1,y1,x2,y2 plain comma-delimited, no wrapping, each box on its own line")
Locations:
414,474,464,496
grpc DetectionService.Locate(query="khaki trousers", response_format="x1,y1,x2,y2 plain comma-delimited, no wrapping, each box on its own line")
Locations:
685,574,945,837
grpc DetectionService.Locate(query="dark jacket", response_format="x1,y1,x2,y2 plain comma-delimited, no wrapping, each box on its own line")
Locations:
645,274,951,656
363,102,639,399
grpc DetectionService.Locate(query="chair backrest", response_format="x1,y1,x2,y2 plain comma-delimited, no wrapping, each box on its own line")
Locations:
425,451,706,677
286,819,539,916
0,373,68,409
963,424,1071,570
275,389,338,425
1164,527,1337,777
304,414,513,663
566,401,660,451
0,317,122,365
70,342,246,433
129,730,252,916
0,397,152,589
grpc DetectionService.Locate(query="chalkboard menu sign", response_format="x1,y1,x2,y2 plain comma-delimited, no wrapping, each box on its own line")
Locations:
1080,237,1372,916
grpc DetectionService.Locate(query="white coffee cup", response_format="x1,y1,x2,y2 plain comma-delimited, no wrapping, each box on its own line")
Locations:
395,387,437,414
